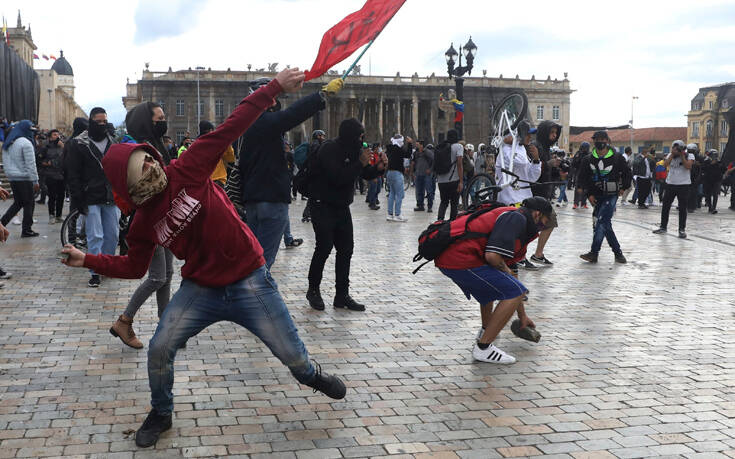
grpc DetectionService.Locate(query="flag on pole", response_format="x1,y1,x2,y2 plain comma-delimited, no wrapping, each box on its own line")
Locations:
50,54,57,60
33,53,39,59
304,0,406,81
42,54,49,60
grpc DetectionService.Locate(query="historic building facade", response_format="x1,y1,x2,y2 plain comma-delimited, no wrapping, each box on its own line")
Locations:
124,67,572,150
686,83,734,153
37,51,87,134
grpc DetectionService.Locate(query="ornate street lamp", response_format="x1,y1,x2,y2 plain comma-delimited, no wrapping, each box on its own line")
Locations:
444,37,477,138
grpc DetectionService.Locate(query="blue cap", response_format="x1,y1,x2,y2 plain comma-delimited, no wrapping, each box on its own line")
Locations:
529,127,538,134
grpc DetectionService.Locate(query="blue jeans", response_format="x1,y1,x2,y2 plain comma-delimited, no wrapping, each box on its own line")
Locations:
244,202,289,269
591,195,621,254
367,178,382,205
414,174,435,209
386,170,405,216
86,204,120,275
556,182,568,203
283,218,294,245
148,266,314,415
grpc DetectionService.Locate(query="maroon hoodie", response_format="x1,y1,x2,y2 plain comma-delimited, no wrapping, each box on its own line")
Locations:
83,80,283,287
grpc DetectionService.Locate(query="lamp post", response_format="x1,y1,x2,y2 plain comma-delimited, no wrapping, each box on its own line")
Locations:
47,88,53,129
444,37,477,139
630,96,639,152
195,66,205,127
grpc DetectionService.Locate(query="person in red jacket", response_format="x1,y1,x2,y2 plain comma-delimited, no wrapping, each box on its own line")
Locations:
61,68,346,449
434,197,551,364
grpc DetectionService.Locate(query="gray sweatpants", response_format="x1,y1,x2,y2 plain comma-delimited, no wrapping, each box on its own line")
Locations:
124,245,174,319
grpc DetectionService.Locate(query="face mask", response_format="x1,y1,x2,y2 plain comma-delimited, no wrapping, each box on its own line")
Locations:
153,120,168,137
128,161,168,206
88,122,108,141
594,141,607,151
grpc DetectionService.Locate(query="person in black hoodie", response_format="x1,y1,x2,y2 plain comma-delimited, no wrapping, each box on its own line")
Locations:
37,129,66,223
305,118,384,312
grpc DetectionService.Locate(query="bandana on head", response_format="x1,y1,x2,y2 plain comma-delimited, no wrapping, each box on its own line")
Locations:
128,158,168,206
391,135,404,148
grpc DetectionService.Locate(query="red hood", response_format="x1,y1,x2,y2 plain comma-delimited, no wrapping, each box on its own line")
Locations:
102,142,166,209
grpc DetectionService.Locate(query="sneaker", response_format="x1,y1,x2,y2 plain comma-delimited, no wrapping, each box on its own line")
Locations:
386,214,395,222
21,230,39,238
519,259,539,271
36,199,45,205
582,204,589,209
628,199,636,204
710,209,718,214
285,238,303,248
678,230,687,239
638,204,648,209
0,269,12,280
48,215,56,224
11,216,21,225
368,204,380,210
529,254,553,267
652,227,667,234
614,252,627,264
306,288,325,311
393,215,408,223
88,274,101,288
56,216,63,224
579,252,598,263
413,206,425,212
135,409,173,448
572,204,578,209
555,203,561,207
306,360,346,399
426,207,433,213
334,293,365,311
472,343,516,364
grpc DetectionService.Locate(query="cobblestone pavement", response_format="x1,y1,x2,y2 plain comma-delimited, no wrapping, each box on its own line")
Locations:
1,191,734,458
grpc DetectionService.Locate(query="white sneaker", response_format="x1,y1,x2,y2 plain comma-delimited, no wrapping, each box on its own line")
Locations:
394,215,408,223
476,327,485,341
386,215,395,222
472,343,516,364
11,216,21,225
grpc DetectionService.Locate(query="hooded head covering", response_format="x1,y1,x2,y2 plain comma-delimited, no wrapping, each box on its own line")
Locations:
337,118,364,152
198,120,215,137
447,129,459,144
101,142,166,209
125,102,169,164
536,120,562,150
2,120,35,151
71,117,89,138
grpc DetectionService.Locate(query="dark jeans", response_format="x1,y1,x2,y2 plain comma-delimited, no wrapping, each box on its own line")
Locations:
704,181,721,211
573,184,587,206
46,177,65,217
1,181,35,233
308,202,353,294
636,177,652,206
414,174,435,209
660,184,689,231
367,178,382,205
438,180,460,220
591,195,621,254
244,201,289,269
687,182,699,211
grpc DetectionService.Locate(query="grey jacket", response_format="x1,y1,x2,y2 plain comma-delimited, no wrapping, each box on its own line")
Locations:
2,136,38,182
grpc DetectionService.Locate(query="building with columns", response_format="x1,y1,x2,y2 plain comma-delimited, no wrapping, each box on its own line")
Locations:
124,66,572,150
36,51,87,134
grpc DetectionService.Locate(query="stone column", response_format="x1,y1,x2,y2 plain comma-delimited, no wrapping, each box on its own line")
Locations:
412,93,419,140
396,99,401,137
378,97,384,143
430,101,436,143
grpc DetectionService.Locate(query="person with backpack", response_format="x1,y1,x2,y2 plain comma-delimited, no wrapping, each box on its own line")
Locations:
435,129,464,221
295,130,325,222
305,119,385,312
431,197,551,364
412,140,435,212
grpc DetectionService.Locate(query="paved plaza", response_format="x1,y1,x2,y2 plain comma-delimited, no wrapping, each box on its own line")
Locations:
1,193,734,459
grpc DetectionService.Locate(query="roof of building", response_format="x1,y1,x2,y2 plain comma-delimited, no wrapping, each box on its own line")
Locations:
569,127,687,143
51,50,73,76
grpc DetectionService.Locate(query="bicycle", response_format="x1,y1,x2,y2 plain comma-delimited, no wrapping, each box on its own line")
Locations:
61,209,131,255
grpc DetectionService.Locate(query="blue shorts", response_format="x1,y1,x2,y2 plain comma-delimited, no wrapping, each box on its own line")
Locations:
440,265,528,305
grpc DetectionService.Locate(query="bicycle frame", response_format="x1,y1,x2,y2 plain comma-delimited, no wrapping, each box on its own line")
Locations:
491,109,523,192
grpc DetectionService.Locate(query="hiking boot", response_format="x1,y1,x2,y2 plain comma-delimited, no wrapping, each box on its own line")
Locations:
529,254,553,267
306,288,325,311
652,227,667,234
306,360,346,399
334,293,365,311
614,252,627,264
510,319,541,343
110,314,144,349
472,343,516,364
678,230,687,239
135,409,172,448
285,238,303,248
579,252,598,263
88,274,101,288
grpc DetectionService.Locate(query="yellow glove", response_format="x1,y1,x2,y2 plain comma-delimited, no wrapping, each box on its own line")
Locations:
322,78,344,96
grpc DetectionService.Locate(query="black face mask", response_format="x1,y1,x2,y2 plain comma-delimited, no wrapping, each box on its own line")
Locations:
153,120,168,137
594,141,607,151
88,122,108,141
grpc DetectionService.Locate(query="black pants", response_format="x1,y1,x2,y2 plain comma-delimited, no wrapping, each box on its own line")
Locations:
37,173,47,202
636,177,652,206
438,180,460,220
703,181,721,211
46,177,65,218
1,181,35,233
308,202,353,294
660,184,689,231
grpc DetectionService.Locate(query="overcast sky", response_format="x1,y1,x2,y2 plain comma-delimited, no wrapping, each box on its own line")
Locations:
6,0,735,129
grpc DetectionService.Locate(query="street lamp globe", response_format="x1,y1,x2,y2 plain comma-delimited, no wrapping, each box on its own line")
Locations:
444,43,458,65
463,37,477,59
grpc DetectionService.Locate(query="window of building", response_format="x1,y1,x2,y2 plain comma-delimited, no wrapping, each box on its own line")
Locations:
722,99,729,109
709,101,714,110
705,140,713,150
158,100,166,114
176,99,185,117
722,142,728,153
198,101,205,118
663,146,670,154
176,130,186,145
552,105,560,120
536,105,544,120
215,99,224,117
692,121,699,138
706,120,713,137
721,120,728,137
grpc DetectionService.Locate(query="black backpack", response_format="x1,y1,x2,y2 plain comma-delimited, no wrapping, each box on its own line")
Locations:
412,202,504,274
433,141,453,175
292,141,325,198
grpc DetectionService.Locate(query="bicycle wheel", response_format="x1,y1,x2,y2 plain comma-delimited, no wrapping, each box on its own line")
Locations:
404,173,411,191
464,173,497,208
491,92,528,133
60,209,87,250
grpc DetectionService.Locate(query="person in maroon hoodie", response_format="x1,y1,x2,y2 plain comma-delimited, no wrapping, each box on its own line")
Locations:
61,68,346,448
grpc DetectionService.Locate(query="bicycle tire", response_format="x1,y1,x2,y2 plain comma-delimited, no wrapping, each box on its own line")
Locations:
463,173,498,207
60,209,87,250
491,92,528,133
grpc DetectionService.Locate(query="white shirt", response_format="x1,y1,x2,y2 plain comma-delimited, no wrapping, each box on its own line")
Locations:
665,152,695,185
496,143,542,205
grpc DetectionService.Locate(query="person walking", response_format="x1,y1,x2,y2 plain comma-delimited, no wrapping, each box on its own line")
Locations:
435,129,464,220
385,134,412,222
412,140,435,212
37,129,66,223
653,140,695,238
0,120,41,237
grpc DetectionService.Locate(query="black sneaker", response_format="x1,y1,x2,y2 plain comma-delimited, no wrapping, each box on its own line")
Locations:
306,288,325,311
529,254,553,267
368,204,380,210
652,227,667,234
306,360,346,399
678,230,687,239
135,409,173,448
519,259,539,271
426,207,433,213
285,238,303,248
614,252,627,264
638,204,648,209
21,230,39,238
579,252,598,263
413,206,425,212
333,293,365,311
88,275,101,288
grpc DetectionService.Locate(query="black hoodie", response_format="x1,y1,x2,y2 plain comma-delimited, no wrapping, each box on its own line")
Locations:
308,118,381,206
531,120,562,198
125,102,170,165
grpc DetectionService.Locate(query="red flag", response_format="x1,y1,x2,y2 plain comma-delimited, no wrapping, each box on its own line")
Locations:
304,0,406,81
